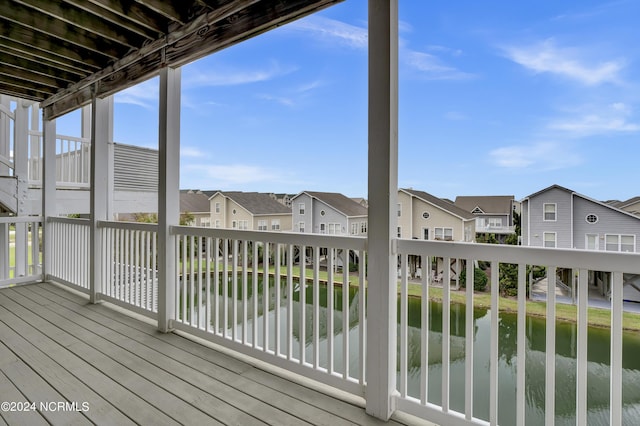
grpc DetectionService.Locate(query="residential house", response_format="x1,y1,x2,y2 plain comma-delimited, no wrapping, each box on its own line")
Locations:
209,191,292,231
291,191,368,236
521,184,640,301
398,188,476,242
180,190,211,227
398,188,476,283
351,197,369,208
454,195,517,242
611,196,640,216
269,193,296,208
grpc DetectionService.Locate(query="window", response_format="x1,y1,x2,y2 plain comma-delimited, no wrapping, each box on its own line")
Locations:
434,227,453,241
328,223,341,235
271,220,280,231
214,219,221,228
422,211,430,219
543,203,556,221
543,232,556,248
232,220,237,229
215,202,221,213
585,214,598,224
351,223,358,235
232,209,236,214
257,220,267,231
488,218,502,228
320,223,326,234
422,228,429,240
360,222,367,234
320,210,325,216
586,234,599,250
299,222,305,233
397,203,402,217
234,220,247,230
200,217,210,227
299,203,305,215
397,226,402,238
606,234,635,252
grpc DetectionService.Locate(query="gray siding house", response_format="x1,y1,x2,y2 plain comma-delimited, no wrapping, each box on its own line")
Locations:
291,191,368,236
522,184,640,252
522,184,640,302
454,195,516,240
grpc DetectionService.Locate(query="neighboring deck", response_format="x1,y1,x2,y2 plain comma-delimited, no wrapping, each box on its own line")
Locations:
0,283,412,426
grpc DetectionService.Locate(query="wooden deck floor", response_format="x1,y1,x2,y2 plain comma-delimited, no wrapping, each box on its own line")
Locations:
0,283,415,426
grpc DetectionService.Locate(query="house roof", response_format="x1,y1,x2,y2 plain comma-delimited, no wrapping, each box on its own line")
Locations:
524,184,640,221
0,0,341,120
616,196,640,209
212,191,291,215
298,191,368,217
401,188,475,220
454,195,514,215
180,190,210,213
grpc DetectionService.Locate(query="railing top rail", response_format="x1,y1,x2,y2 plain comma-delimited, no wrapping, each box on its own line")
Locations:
98,220,158,232
0,216,43,224
172,225,368,250
48,216,90,225
397,238,640,274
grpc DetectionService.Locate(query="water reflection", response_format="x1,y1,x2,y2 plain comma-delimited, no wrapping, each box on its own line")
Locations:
186,275,640,425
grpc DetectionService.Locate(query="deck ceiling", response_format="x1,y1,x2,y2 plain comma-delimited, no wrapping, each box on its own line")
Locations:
0,0,341,120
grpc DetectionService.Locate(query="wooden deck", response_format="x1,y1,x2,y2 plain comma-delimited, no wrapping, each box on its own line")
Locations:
0,283,416,426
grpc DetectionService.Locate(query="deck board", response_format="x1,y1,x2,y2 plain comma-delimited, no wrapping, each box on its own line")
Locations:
0,283,412,426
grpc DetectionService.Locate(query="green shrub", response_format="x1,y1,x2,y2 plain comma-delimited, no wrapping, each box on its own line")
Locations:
459,267,488,292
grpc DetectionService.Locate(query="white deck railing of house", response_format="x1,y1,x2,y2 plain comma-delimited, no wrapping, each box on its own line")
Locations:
0,216,42,287
48,217,90,292
27,131,91,188
100,221,159,317
46,220,640,425
395,239,639,426
171,225,368,396
475,224,515,234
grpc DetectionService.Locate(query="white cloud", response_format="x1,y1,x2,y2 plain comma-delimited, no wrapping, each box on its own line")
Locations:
548,102,640,136
184,62,296,88
256,93,295,107
288,16,368,49
115,80,158,109
502,39,624,85
181,146,207,158
405,51,475,80
183,164,286,187
490,141,582,170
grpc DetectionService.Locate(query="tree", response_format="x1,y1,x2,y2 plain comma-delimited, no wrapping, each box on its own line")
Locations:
459,267,488,292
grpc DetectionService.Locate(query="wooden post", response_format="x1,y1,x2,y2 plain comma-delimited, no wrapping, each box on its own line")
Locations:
366,0,398,420
13,101,29,276
42,115,57,280
158,66,181,333
89,95,110,303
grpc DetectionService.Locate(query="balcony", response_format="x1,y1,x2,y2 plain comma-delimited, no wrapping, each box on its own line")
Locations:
3,216,639,425
1,2,639,425
474,224,516,235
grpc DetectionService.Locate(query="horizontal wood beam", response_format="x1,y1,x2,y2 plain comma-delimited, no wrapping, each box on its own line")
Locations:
43,0,342,120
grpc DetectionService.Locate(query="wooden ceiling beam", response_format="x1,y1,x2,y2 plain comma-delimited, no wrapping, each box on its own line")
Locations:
0,55,79,84
1,3,125,59
0,63,65,89
0,75,57,98
0,21,109,70
133,0,193,25
62,0,162,40
84,0,172,34
0,39,92,78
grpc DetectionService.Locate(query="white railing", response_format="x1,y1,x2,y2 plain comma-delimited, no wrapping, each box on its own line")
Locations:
38,220,640,425
394,239,640,426
0,216,42,287
27,131,91,188
171,226,367,397
475,224,515,234
49,217,90,291
100,221,158,317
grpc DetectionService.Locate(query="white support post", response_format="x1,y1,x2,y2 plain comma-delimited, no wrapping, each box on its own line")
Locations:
157,66,181,333
14,101,29,276
42,116,57,280
90,95,110,303
0,96,10,176
366,0,398,420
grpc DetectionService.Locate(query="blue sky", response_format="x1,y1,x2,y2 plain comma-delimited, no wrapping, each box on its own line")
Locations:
57,0,640,202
